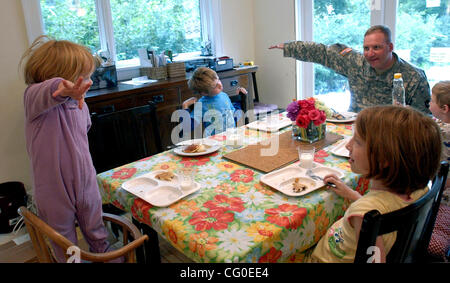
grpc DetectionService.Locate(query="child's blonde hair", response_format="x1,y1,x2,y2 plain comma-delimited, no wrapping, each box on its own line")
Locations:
356,105,442,195
188,67,219,95
20,35,96,85
432,81,450,107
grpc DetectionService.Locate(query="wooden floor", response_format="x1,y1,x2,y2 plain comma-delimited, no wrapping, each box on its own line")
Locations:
0,232,194,263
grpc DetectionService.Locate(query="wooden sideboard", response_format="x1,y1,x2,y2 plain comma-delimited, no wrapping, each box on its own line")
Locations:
85,66,258,172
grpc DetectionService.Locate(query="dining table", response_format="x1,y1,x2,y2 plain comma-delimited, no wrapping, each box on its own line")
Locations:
96,113,371,263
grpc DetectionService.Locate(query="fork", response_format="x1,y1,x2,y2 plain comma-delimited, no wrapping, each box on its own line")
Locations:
306,169,337,188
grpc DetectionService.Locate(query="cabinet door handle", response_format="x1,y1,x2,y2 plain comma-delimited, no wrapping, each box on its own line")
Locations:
101,105,115,113
152,95,164,103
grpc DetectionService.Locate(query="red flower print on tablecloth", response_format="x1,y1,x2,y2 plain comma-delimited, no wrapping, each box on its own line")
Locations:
230,169,254,183
189,232,219,258
258,247,282,263
265,204,308,229
131,198,153,226
188,210,234,231
181,156,210,167
111,167,137,180
314,149,329,163
203,194,245,213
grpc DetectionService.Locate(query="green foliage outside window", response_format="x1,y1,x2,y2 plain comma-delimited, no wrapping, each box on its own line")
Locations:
41,0,202,61
110,0,202,61
41,0,100,53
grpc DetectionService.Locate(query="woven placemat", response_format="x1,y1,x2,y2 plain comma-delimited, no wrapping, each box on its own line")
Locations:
223,131,343,173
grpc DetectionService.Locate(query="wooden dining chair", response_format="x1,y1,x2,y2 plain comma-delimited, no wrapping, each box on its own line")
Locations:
354,161,449,263
88,101,163,173
18,206,148,263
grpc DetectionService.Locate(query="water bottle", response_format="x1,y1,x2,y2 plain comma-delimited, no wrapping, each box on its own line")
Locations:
392,73,405,106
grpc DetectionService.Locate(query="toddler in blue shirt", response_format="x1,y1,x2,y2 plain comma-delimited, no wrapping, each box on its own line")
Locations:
183,67,246,136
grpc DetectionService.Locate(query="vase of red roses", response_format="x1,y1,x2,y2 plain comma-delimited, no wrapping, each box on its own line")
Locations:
287,97,330,143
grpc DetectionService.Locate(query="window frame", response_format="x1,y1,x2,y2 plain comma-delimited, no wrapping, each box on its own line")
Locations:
21,0,223,80
296,0,399,99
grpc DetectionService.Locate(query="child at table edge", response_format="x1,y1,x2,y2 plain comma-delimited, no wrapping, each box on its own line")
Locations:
428,80,450,205
182,67,247,137
20,35,120,262
427,80,450,261
305,105,442,263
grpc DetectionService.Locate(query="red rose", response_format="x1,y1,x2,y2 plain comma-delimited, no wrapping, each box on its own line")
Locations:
298,100,315,111
313,111,327,126
308,109,321,121
296,114,310,128
299,108,309,116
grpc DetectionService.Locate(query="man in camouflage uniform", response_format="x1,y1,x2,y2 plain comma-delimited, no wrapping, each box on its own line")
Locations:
269,25,431,114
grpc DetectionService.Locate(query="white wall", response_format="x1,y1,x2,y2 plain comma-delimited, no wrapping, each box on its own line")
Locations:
0,1,32,192
0,0,298,194
253,0,297,108
220,0,255,65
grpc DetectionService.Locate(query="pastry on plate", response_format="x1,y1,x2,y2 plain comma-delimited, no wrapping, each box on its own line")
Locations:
183,143,211,153
155,171,175,181
292,178,308,193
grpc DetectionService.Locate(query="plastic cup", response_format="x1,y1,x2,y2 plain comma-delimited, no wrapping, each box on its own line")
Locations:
177,167,197,191
298,146,315,169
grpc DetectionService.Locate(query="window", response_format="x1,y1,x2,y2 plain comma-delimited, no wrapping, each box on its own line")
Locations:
396,0,450,88
312,0,370,112
40,0,101,54
297,0,450,112
22,0,222,77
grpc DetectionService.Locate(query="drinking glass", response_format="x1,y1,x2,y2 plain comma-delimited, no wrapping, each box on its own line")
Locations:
177,167,197,191
298,146,315,169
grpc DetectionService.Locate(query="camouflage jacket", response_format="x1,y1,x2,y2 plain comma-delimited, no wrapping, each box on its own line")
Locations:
284,41,431,114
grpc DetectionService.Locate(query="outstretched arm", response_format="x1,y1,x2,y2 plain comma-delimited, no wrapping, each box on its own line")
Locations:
268,43,284,50
52,76,92,109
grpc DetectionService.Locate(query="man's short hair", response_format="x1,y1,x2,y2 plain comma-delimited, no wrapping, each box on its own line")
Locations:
364,25,392,43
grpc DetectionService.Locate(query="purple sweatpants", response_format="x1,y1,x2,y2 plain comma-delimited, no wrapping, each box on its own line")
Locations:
24,78,112,262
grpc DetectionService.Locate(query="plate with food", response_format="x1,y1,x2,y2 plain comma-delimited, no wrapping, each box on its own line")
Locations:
260,163,345,196
173,138,221,156
326,111,357,123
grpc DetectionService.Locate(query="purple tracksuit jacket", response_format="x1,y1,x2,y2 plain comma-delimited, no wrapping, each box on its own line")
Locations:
24,78,111,262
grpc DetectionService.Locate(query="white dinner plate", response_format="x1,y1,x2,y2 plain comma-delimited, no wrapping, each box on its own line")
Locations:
329,138,350,158
173,139,221,157
246,115,292,132
326,111,357,123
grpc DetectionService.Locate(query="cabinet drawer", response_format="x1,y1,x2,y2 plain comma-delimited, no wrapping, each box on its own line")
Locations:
221,75,249,96
87,96,135,114
135,87,180,110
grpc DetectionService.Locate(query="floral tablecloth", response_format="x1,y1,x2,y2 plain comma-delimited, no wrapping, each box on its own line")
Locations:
97,119,370,263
